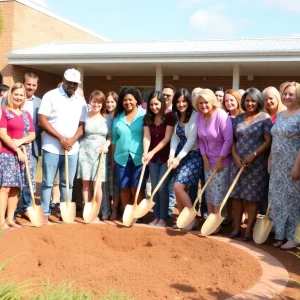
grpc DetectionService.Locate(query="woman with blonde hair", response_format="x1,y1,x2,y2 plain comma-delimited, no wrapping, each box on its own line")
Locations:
223,89,243,118
195,89,233,234
263,86,286,124
269,82,300,250
0,83,36,229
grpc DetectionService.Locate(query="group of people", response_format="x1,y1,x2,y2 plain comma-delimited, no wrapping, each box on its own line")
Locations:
0,69,299,251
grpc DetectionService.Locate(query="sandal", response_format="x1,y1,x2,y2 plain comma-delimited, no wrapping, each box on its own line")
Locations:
273,240,285,248
280,241,300,250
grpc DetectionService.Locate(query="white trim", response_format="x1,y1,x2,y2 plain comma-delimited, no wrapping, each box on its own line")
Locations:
8,54,300,65
0,0,109,41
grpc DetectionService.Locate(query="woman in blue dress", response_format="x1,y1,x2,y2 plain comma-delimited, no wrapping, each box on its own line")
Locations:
168,88,204,228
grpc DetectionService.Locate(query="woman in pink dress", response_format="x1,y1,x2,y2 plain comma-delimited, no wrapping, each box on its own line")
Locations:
0,83,35,230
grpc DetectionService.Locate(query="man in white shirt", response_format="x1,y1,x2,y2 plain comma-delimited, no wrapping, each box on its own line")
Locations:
38,69,87,223
20,73,42,217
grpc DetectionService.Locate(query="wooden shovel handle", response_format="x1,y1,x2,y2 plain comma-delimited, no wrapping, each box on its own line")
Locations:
133,162,147,206
219,166,244,212
193,168,218,210
64,150,70,204
92,150,105,202
150,165,173,200
21,146,36,208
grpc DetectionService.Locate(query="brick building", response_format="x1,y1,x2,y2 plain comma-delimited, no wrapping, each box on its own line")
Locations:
1,0,300,99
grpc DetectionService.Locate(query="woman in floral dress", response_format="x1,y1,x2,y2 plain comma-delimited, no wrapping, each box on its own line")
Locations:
168,88,203,229
269,82,300,250
229,88,273,240
0,83,35,230
77,91,111,217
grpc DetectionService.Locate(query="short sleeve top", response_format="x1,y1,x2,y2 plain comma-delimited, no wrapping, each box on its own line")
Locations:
0,107,34,155
143,112,176,163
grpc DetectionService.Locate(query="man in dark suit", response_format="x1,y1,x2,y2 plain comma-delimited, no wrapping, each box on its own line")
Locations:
21,73,42,218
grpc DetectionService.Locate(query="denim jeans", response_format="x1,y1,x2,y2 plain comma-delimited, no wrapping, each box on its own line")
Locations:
168,175,176,217
41,151,78,216
149,160,172,221
21,155,38,212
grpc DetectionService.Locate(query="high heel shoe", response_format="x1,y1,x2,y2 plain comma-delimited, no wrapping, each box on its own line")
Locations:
229,231,241,239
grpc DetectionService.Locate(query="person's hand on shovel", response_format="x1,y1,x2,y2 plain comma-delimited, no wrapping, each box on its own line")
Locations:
142,151,154,165
170,156,180,169
243,152,257,167
16,148,26,163
99,145,109,154
232,153,243,169
61,138,75,151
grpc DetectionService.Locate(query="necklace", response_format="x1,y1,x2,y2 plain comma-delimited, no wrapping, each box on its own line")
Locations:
155,125,159,137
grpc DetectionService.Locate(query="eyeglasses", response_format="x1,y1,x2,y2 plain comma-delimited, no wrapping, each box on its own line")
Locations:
163,93,172,98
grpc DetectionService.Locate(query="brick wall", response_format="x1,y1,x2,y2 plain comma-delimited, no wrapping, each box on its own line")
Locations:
0,0,103,86
12,1,102,51
11,65,61,98
0,1,14,85
83,75,300,100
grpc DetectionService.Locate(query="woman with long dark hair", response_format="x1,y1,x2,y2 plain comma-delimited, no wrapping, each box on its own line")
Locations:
168,88,203,229
143,91,175,227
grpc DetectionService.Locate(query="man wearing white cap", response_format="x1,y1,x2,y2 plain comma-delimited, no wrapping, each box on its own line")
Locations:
38,68,87,223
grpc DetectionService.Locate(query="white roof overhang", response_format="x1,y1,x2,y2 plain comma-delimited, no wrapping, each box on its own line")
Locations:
7,37,300,76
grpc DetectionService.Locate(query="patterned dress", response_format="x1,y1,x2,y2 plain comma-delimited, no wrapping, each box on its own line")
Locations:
0,109,35,188
269,111,300,241
77,114,112,181
174,124,202,185
229,112,272,202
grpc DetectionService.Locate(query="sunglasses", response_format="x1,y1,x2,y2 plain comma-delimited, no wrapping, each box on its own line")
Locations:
163,93,172,98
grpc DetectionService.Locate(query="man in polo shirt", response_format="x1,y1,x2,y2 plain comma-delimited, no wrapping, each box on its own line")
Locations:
38,68,87,223
19,73,42,218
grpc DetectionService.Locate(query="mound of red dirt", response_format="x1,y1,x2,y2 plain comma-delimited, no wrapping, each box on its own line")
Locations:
0,224,261,299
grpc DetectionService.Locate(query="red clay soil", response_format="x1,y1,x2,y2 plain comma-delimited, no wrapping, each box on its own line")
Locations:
0,224,262,300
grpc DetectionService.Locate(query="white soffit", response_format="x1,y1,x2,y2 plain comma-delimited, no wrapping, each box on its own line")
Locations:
8,37,300,64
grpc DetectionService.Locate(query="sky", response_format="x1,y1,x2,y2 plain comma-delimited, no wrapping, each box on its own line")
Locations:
29,0,299,41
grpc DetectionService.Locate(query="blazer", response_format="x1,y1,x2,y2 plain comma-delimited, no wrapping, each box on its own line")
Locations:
31,96,42,157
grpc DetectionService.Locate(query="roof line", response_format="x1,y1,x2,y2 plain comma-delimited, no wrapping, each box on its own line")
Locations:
1,0,109,41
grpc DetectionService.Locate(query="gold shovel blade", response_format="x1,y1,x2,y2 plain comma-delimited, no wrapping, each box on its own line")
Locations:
123,204,137,227
83,202,100,223
134,198,155,219
177,207,197,229
253,216,273,244
201,213,224,236
294,222,300,243
60,202,76,223
27,205,44,227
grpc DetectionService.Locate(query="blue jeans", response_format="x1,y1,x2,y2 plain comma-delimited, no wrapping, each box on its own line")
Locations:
149,160,172,221
168,175,176,217
21,155,38,212
41,151,78,216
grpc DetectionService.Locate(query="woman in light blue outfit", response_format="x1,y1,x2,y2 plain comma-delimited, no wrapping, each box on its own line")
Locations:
112,87,146,211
